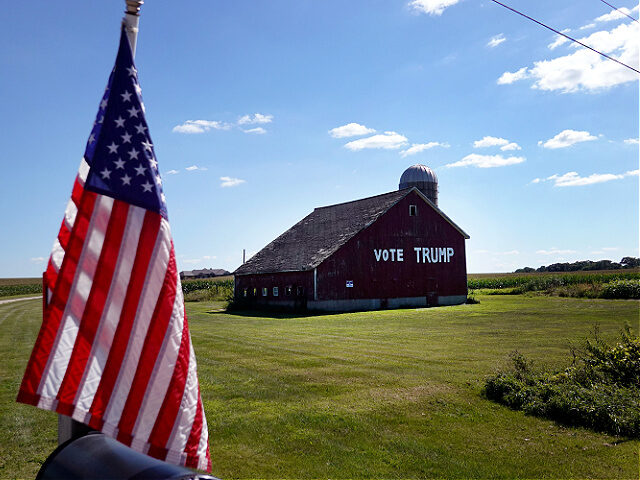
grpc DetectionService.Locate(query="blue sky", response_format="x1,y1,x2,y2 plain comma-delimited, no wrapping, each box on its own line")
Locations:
1,0,638,276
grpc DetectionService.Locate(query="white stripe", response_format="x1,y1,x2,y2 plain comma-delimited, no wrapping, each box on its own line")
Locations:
78,158,90,184
50,238,64,273
104,220,172,427
166,338,199,454
71,206,145,421
196,404,209,470
64,199,78,230
37,195,114,405
132,281,185,444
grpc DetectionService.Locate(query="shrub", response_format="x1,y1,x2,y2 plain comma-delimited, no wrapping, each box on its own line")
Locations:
484,326,640,437
600,280,640,299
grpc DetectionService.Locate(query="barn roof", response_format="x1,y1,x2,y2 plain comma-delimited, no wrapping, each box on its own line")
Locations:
234,187,469,276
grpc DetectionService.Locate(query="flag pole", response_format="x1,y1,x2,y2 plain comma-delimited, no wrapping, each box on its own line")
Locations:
123,0,144,57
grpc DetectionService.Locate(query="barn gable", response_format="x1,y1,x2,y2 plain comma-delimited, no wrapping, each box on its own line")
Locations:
235,187,468,276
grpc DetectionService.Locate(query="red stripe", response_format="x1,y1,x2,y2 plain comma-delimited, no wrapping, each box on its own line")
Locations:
44,260,59,297
184,383,204,468
58,221,71,251
71,176,84,205
88,211,162,428
17,190,97,402
55,200,130,416
147,304,191,452
116,249,178,438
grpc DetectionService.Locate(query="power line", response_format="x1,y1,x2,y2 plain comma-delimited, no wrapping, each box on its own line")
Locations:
489,0,640,74
597,0,639,24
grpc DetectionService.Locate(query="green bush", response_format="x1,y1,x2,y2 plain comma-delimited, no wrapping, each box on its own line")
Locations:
484,326,640,437
182,279,234,303
600,280,640,299
0,284,42,298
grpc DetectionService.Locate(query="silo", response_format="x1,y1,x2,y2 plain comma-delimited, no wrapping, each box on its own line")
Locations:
399,164,438,206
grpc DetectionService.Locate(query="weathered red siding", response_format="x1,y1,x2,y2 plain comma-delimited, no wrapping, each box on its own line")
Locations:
316,191,467,302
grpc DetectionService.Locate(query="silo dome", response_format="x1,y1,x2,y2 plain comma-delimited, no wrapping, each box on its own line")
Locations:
399,164,438,206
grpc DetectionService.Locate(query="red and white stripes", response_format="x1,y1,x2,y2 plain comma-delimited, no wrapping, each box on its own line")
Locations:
17,158,211,472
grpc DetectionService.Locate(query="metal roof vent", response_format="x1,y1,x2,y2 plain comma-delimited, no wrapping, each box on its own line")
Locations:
399,164,438,206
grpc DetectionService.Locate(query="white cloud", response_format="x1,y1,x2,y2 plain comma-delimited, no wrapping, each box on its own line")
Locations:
446,153,525,168
172,120,232,134
488,34,506,48
499,22,640,93
165,169,179,175
238,113,273,125
243,127,267,135
30,257,46,263
548,35,569,50
601,247,619,251
624,137,639,144
344,131,408,151
595,6,639,23
400,142,449,157
474,136,509,148
539,129,597,149
329,123,376,138
580,23,596,30
497,67,529,85
501,142,521,151
409,0,460,16
220,176,246,187
534,169,638,187
536,248,578,255
186,165,207,171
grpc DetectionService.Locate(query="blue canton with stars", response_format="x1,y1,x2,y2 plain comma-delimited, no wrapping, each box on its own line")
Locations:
84,27,167,218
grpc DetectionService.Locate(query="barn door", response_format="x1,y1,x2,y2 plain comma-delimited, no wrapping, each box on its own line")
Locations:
426,278,438,306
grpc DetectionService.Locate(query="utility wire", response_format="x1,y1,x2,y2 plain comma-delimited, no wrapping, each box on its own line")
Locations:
489,0,640,74
597,0,639,24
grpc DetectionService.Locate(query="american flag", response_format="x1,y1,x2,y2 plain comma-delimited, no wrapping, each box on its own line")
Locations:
17,27,211,472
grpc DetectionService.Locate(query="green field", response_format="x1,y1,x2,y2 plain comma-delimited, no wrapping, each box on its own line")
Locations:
1,295,638,478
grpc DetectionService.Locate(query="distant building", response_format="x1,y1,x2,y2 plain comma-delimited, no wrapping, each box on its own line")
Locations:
179,268,230,280
234,165,469,311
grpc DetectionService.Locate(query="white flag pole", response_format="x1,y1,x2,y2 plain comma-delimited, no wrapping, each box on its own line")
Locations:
123,0,144,57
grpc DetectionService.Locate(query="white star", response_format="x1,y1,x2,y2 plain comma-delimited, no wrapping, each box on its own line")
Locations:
141,140,153,151
127,65,137,77
134,83,142,95
107,142,119,154
155,175,162,186
128,148,139,160
114,116,126,128
88,133,95,144
100,168,111,180
98,115,104,124
134,164,146,176
141,181,153,192
127,106,139,118
140,102,146,113
149,157,158,169
121,90,132,102
121,174,132,185
121,132,132,144
134,123,147,135
100,99,108,109
161,192,166,202
113,158,125,169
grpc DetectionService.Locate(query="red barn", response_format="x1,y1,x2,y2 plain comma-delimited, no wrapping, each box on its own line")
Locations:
234,165,469,311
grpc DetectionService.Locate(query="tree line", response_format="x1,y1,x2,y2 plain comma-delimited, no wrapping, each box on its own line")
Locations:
515,257,640,273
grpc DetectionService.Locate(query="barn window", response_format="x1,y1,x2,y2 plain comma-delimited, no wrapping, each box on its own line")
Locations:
262,287,268,296
243,288,247,297
296,286,304,296
285,286,293,296
409,204,417,216
252,287,257,296
273,287,279,296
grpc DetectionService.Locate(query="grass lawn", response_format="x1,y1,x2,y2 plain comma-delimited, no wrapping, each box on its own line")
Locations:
1,295,638,479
